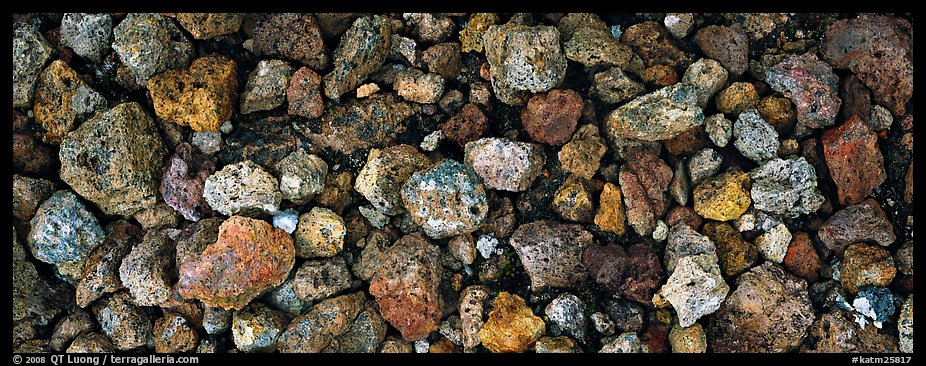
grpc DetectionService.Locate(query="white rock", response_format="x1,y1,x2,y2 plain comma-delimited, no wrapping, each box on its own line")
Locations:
476,234,499,259
272,209,299,234
755,223,791,263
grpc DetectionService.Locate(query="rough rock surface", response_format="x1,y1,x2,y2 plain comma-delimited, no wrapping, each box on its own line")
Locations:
594,183,627,235
119,229,175,306
112,13,193,85
618,149,673,236
13,26,55,107
286,67,324,118
605,82,704,142
75,221,142,307
33,60,107,144
293,207,346,258
559,125,607,179
276,149,327,205
464,137,545,192
355,144,430,215
839,243,895,294
821,115,886,205
203,160,281,217
694,24,748,76
153,312,199,353
401,159,488,239
765,53,841,128
231,303,287,353
148,55,237,132
545,293,588,342
175,13,243,40
251,13,328,69
693,169,751,222
28,190,104,265
733,109,779,162
564,27,633,68
661,254,729,327
324,15,391,100
60,13,113,63
160,142,215,222
510,220,591,291
521,89,583,146
483,23,568,105
92,292,152,350
293,257,353,302
240,60,293,114
801,310,899,353
277,292,364,352
749,157,824,218
477,292,545,353
818,199,896,255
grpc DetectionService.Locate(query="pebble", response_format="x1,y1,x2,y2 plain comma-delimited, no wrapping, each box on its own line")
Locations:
232,304,287,352
203,160,281,217
605,81,704,142
404,13,454,43
700,221,758,277
272,209,299,234
414,340,430,353
49,310,96,352
801,309,899,352
694,24,749,76
668,323,707,353
583,244,628,293
899,295,913,353
12,131,53,175
263,276,310,317
239,60,293,114
591,312,616,336
74,221,142,307
475,234,499,260
154,312,199,353
619,149,673,236
733,109,779,162
818,198,896,255
60,13,113,63
27,190,104,265
704,114,733,148
174,13,243,40
641,64,679,88
707,263,814,352
535,336,580,353
563,27,634,68
112,13,192,85
395,68,445,104
510,220,591,291
355,144,430,215
821,115,886,205
666,206,703,230
478,292,546,353
715,82,759,117
749,156,824,218
458,13,499,52
59,102,168,217
442,103,488,148
594,244,664,304
287,67,324,118
92,292,152,350
868,104,893,132
119,230,175,306
328,300,388,353
482,23,568,105
12,26,54,107
464,137,545,191
591,67,645,104
192,131,224,155
421,130,444,151
545,293,588,342
369,233,443,341
401,159,488,239
323,15,391,100
894,240,913,276
688,148,722,186
293,207,346,258
757,96,797,135
293,257,354,302
276,149,328,205
661,254,728,327
755,223,792,264
622,21,690,70
783,232,822,282
380,336,414,353
148,55,237,132
652,220,669,242
422,42,462,79
203,307,231,335
459,285,491,351
664,223,717,273
594,183,627,235
682,58,729,109
32,61,107,144
558,13,607,41
177,216,295,310
520,89,583,145
559,124,607,179
552,175,595,223
67,332,115,353
664,13,694,39
693,168,751,221
160,142,215,222
600,332,649,353
277,292,364,352
765,53,840,128
839,243,896,294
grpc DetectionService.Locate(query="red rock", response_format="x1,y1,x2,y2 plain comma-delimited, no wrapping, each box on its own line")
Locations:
822,15,912,116
583,244,628,293
12,133,53,175
369,233,443,341
765,53,841,129
783,232,821,282
160,142,215,222
520,89,583,146
177,216,295,310
643,321,670,353
641,65,678,88
287,67,324,118
442,103,487,148
694,24,749,76
618,149,673,236
665,206,703,231
622,243,665,304
821,115,886,205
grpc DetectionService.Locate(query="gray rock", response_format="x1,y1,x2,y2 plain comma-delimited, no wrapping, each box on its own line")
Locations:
438,316,464,347
263,275,312,317
240,60,293,114
545,293,588,342
203,160,282,217
192,131,223,155
688,148,723,186
818,199,896,255
388,34,418,65
91,292,152,350
203,306,232,335
664,13,694,39
483,23,567,105
277,292,365,352
591,67,645,105
421,130,444,151
355,144,431,216
869,105,893,132
682,58,729,109
564,27,633,68
276,149,327,205
464,137,545,192
49,310,97,352
293,257,354,302
749,156,824,218
895,241,913,276
704,114,733,147
112,13,193,85
232,303,287,353
510,220,591,291
899,295,913,353
591,312,615,336
12,25,54,107
660,254,729,327
765,53,840,129
605,82,704,142
359,205,390,229
401,159,488,239
664,223,717,273
119,229,175,306
327,300,388,353
756,223,792,263
61,13,113,63
28,190,105,264
394,68,445,104
323,15,392,100
733,109,779,162
600,332,648,353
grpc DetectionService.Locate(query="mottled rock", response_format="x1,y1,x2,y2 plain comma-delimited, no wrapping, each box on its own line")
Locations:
422,42,462,79
232,303,287,353
733,109,779,162
510,220,591,291
558,13,607,41
401,159,488,239
552,176,595,223
59,102,167,216
600,332,649,353
715,82,758,117
853,286,894,326
178,216,295,310
293,207,345,258
286,67,324,118
545,293,588,342
818,198,896,255
895,240,913,276
326,300,388,353
394,68,445,104
277,292,365,352
664,13,694,39
594,183,627,235
755,223,791,264
154,312,199,353
119,229,175,306
251,13,328,70
822,15,912,115
133,203,179,231
605,82,704,142
535,336,580,353
60,13,113,63
641,64,679,88
27,190,104,265
591,67,645,105
147,55,237,132
293,257,353,302
822,115,886,205
483,23,567,105
203,160,281,217
704,114,732,148
67,333,115,353
49,310,96,352
619,149,673,236
693,168,750,222
591,312,616,336
460,285,491,351
622,21,690,70
160,142,215,222
442,103,488,148
899,295,913,353
323,15,391,99
92,292,152,350
478,292,545,353
694,25,748,76
175,13,243,40
12,26,54,107
749,156,824,218
708,263,814,352
239,59,293,114
355,145,429,215
668,323,707,353
12,175,56,233
12,132,53,175
74,221,141,307
662,254,728,327
306,94,415,154
112,13,192,85
465,137,545,192
32,61,106,144
521,89,583,146
276,149,327,205
758,96,797,135
765,53,841,128
839,243,895,294
380,336,414,353
664,223,716,274
563,27,633,68
688,148,722,186
681,58,728,109
559,124,607,179
780,232,820,282
369,233,442,341
459,13,498,53
801,310,899,353
203,306,231,335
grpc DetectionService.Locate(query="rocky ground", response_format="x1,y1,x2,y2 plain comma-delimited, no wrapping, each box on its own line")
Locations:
12,12,913,354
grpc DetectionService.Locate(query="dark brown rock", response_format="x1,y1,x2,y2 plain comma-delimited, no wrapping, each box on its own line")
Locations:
618,149,673,236
251,13,329,70
12,133,53,175
305,94,414,154
442,103,488,148
75,221,143,308
621,244,665,304
818,198,896,256
801,310,899,352
583,244,628,293
838,75,872,124
422,42,461,79
521,89,583,146
510,220,592,291
12,175,56,233
694,24,749,76
622,21,691,71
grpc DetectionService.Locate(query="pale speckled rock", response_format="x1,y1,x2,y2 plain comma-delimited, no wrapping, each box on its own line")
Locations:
899,295,913,353
277,292,365,352
293,257,354,302
232,303,287,353
460,285,490,352
765,53,841,129
394,68,445,104
92,292,152,350
668,160,689,207
276,149,327,205
28,190,105,264
688,148,722,186
75,221,142,307
112,13,193,85
749,156,824,218
733,109,779,162
564,27,633,68
664,223,717,274
355,144,431,215
756,223,792,263
682,58,729,109
67,333,115,353
704,114,732,147
600,332,649,353
263,275,310,317
203,160,282,217
294,207,346,258
174,13,243,40
401,159,488,239
153,312,199,353
272,209,299,234
240,60,294,114
545,293,588,343
664,13,694,39
605,82,704,142
482,23,567,105
203,307,231,335
119,229,175,306
323,16,392,100
60,13,113,63
465,137,545,192
591,67,645,105
12,26,54,108
660,254,729,327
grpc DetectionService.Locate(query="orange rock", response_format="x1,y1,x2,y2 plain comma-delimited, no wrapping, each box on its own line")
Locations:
478,292,545,353
594,183,627,235
148,55,237,132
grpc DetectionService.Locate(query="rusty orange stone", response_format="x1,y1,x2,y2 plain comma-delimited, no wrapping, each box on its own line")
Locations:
783,232,822,282
821,115,886,205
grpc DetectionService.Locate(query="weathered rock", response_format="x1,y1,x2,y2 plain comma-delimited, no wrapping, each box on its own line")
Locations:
780,231,821,282
622,21,690,70
323,15,391,99
459,13,499,53
178,216,295,310
32,60,106,144
583,244,629,295
119,229,175,306
49,310,96,351
460,285,491,352
12,175,56,233
133,203,180,230
895,240,913,276
59,102,168,217
707,263,815,352
483,23,567,105
801,310,899,353
563,27,633,68
239,59,293,114
12,132,54,175
628,244,666,304
552,175,595,223
12,26,54,107
112,13,192,85
733,109,779,162
293,257,353,302
600,332,649,353
326,300,388,353
664,13,694,39
605,82,704,142
510,220,591,291
395,68,445,104
853,286,894,326
74,221,141,307
442,103,488,148
694,24,748,76
822,15,912,115
286,67,324,118
535,336,580,353
277,292,365,352
765,53,841,128
249,13,328,70
618,149,672,236
715,82,758,117
521,89,583,146
688,148,722,186
175,13,243,39
160,142,215,222
642,64,679,88
66,333,115,353
899,295,913,353
465,137,545,192
749,156,824,218
60,13,113,63
839,243,895,294
401,159,488,239
147,55,237,132
664,223,717,274
232,303,287,353
668,323,707,353
154,312,199,353
682,58,729,109
662,254,729,327
478,292,545,353
868,104,893,132
557,13,607,41
591,67,645,105
92,292,152,350
14,226,67,326
203,160,281,217
704,114,732,148
276,149,327,205
545,293,588,342
263,274,310,317
758,96,797,135
293,207,345,258
559,124,607,179
369,233,442,341
755,223,792,264
355,144,430,215
818,198,896,255
693,169,750,222
594,183,627,235
422,42,462,79
380,336,414,353
203,306,231,335
591,312,616,336
27,190,104,265
821,115,886,205
306,94,415,154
